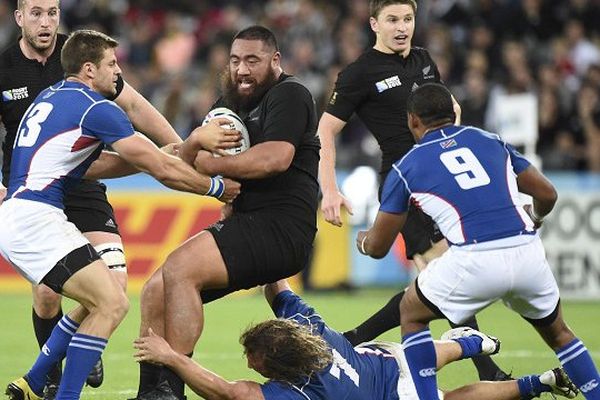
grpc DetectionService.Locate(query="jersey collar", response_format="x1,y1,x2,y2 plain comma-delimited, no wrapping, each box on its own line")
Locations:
52,80,91,91
419,124,462,144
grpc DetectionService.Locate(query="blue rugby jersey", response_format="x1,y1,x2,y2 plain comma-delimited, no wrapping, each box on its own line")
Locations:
380,125,534,245
261,291,402,400
6,80,134,209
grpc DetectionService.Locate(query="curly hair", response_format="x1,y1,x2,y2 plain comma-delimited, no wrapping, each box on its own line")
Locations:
240,319,333,384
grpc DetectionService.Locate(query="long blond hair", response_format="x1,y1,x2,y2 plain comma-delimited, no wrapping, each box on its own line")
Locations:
240,319,333,383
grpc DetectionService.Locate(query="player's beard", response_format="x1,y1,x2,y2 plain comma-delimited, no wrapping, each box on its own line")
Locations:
221,68,279,113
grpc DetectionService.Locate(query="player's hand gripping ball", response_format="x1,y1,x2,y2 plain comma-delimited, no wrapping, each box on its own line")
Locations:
202,107,250,156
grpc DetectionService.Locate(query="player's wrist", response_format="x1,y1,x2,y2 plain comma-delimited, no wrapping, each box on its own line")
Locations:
359,235,368,255
205,176,225,199
530,207,544,223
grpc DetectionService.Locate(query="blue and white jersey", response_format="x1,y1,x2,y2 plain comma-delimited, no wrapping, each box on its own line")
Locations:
6,80,134,209
261,291,401,400
380,125,534,246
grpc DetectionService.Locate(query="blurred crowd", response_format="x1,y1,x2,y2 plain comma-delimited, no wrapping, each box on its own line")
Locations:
1,0,599,171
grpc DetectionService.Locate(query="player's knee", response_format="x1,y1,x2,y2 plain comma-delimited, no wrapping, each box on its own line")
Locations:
94,243,126,272
33,285,62,317
162,252,196,284
548,320,575,349
102,291,129,325
141,274,164,307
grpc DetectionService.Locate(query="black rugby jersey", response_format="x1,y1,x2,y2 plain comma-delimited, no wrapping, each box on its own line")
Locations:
214,74,321,230
325,47,441,177
0,33,124,185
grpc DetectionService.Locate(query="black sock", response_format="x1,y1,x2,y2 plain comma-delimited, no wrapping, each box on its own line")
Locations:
449,317,509,380
136,362,162,396
32,308,63,385
343,291,404,346
161,363,186,400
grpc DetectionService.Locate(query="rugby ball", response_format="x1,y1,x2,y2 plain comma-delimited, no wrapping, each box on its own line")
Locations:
201,107,250,156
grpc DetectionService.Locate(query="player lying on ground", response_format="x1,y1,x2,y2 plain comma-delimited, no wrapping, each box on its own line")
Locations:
133,279,578,400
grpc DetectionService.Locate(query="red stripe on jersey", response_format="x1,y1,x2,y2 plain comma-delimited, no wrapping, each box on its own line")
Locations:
71,135,99,152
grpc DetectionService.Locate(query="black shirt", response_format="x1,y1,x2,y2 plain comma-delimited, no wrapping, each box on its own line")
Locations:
0,33,124,185
217,74,320,228
325,47,441,177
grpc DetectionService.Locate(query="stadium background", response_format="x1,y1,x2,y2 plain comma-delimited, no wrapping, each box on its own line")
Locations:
0,0,599,398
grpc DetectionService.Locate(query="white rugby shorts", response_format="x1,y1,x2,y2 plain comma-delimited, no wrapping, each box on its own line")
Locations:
417,235,560,324
0,198,90,284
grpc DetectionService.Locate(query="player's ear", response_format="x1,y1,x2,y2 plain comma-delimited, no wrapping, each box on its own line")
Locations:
82,62,95,78
369,16,378,33
272,51,281,68
407,113,419,137
14,10,24,28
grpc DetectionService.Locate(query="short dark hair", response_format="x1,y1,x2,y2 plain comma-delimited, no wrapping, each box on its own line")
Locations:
407,83,455,126
18,0,60,11
61,30,118,76
240,319,332,383
369,0,417,18
233,25,278,52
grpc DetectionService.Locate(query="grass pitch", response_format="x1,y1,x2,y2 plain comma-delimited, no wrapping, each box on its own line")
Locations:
0,289,598,399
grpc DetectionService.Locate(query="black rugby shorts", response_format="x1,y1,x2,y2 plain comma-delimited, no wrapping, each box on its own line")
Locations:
401,203,445,259
202,210,315,303
63,180,120,235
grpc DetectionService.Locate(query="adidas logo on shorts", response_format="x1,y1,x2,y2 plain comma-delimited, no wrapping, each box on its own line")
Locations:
105,218,116,228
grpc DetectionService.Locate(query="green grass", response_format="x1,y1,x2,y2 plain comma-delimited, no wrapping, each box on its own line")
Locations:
0,289,598,399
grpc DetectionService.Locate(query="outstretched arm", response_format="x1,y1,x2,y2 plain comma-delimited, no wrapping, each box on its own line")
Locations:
264,279,293,308
85,142,180,180
114,82,182,146
134,329,265,400
318,112,353,227
444,381,520,400
84,150,138,179
110,133,240,202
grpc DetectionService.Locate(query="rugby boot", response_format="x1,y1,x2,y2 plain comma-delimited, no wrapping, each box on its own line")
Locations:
5,377,42,400
85,358,104,388
540,367,579,399
441,326,501,355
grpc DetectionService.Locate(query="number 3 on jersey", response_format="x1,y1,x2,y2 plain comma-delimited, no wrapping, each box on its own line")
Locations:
440,147,490,190
16,102,54,148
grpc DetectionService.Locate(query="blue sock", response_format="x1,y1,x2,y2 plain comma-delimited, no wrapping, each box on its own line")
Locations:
556,338,600,399
56,333,107,400
402,329,440,400
452,335,483,359
26,315,79,395
517,375,551,399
